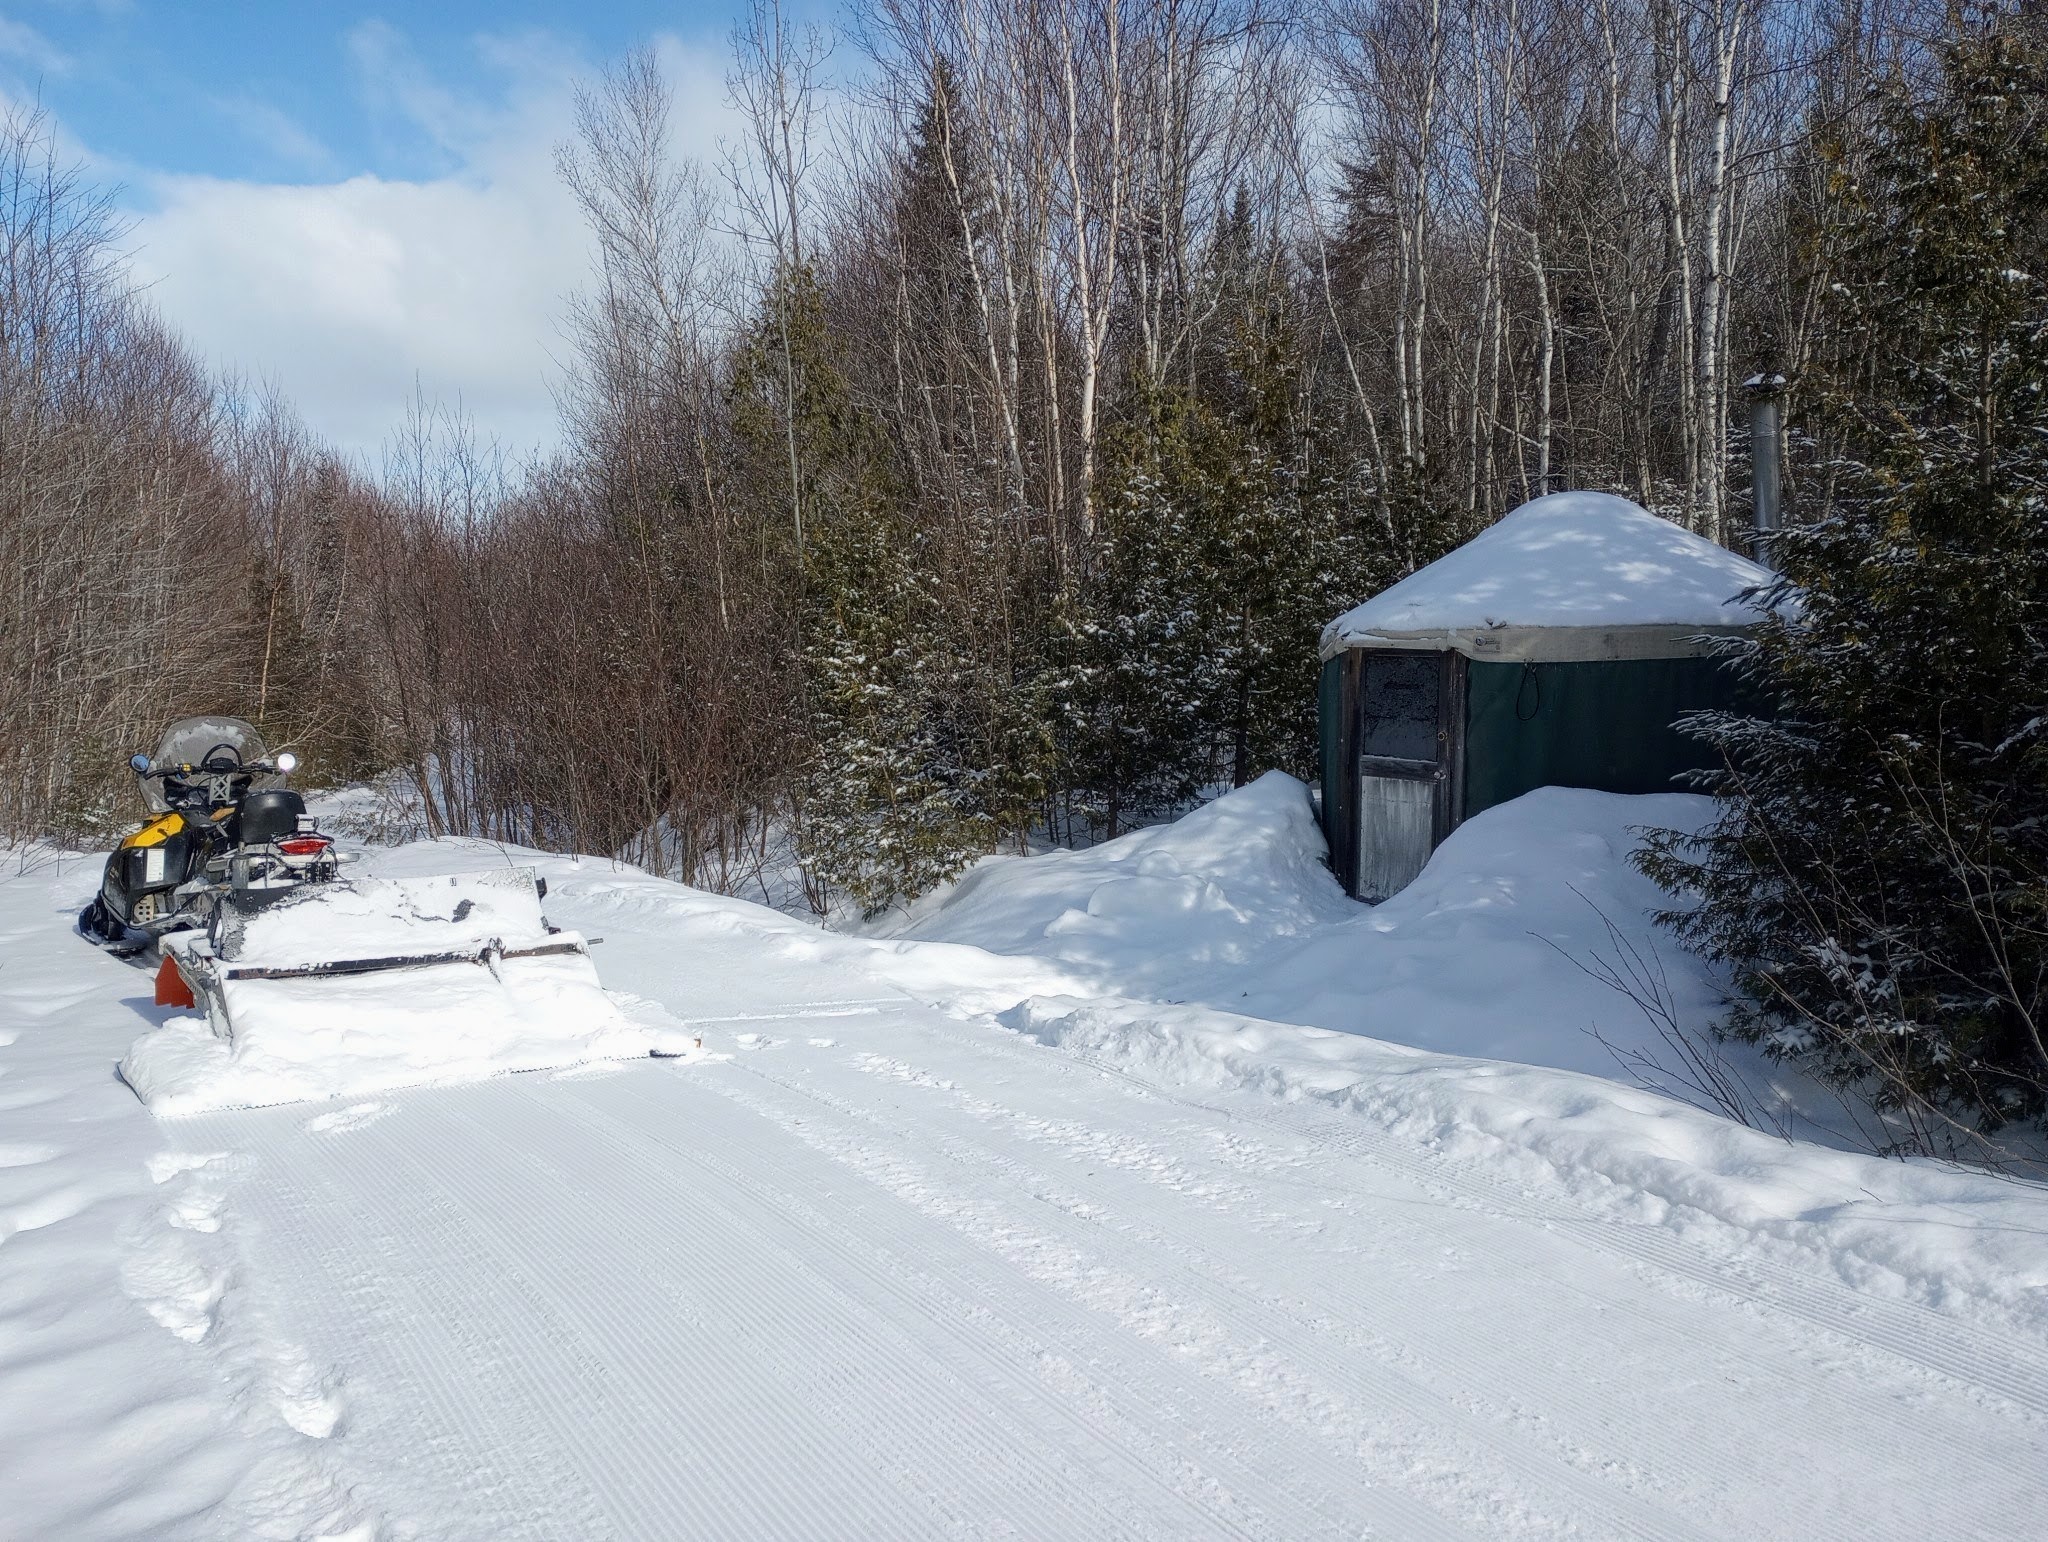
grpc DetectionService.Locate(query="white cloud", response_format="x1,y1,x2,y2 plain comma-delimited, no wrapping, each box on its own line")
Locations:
121,30,741,468
132,166,586,463
0,16,71,75
346,18,497,167
204,93,337,176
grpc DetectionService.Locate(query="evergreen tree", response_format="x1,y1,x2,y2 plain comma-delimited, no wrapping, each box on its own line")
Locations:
1060,385,1233,834
1201,257,1382,791
1062,202,1386,833
895,58,984,386
1642,22,2048,1146
891,60,1055,860
798,504,983,916
733,263,1044,915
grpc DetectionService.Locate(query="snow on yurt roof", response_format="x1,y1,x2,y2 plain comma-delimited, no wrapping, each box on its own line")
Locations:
1321,491,1775,664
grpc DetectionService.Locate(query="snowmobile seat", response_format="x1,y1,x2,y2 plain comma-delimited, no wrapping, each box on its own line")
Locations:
235,787,308,846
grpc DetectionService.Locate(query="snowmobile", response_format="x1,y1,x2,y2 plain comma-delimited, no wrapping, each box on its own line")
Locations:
86,719,620,1060
78,716,338,957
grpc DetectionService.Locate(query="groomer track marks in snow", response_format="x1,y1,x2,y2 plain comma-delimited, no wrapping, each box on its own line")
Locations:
725,1011,2045,1524
163,992,2046,1541
1012,1010,2048,1426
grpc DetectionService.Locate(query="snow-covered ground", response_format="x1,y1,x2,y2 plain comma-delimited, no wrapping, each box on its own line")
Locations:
5,782,2047,1538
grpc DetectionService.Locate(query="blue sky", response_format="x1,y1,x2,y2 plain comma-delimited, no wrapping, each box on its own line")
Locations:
0,2,789,462
3,2,734,184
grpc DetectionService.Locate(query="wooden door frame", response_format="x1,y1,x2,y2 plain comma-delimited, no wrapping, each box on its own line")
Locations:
1341,647,1468,898
1438,650,1468,841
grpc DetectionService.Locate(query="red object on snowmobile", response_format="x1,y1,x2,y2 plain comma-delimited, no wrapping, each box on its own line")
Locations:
155,954,196,1009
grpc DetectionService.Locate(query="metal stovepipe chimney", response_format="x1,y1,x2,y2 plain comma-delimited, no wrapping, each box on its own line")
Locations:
1746,373,1787,565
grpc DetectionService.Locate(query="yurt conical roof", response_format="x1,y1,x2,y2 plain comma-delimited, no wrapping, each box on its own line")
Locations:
1321,492,1775,665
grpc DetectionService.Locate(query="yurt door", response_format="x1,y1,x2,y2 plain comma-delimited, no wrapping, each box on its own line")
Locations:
1354,650,1461,901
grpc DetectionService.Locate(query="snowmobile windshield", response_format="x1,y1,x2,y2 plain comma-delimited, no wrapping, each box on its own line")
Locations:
143,717,275,812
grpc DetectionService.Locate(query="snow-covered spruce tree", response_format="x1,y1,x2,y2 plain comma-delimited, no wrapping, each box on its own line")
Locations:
881,60,1054,874
728,269,976,915
800,478,1051,916
1198,271,1388,793
1058,385,1228,836
798,507,977,917
1059,300,1383,833
1640,22,2048,1147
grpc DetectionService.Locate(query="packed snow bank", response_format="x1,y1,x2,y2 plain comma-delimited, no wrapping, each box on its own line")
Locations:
1229,785,1734,1077
119,870,703,1116
1004,995,2048,1326
891,780,2048,1316
1323,489,1774,647
870,771,1353,977
884,773,1744,1092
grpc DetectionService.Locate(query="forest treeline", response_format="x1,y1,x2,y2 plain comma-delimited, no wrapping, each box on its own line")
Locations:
0,0,2030,914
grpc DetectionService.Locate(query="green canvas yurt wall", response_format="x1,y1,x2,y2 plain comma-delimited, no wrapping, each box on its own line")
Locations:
1459,654,1749,817
1316,491,1775,901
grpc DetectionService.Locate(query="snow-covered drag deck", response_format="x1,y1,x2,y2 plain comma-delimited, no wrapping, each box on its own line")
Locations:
173,1003,2045,1541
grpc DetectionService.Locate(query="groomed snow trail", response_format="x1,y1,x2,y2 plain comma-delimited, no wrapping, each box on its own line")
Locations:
173,997,2044,1541
12,814,2048,1541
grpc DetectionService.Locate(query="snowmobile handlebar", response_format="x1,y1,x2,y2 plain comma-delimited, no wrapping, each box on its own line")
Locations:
130,750,299,779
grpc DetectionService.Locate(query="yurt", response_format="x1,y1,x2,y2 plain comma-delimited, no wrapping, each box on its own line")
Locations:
1317,491,1774,901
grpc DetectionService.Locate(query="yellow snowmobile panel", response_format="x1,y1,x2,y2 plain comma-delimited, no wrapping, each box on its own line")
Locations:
122,812,186,850
119,807,231,850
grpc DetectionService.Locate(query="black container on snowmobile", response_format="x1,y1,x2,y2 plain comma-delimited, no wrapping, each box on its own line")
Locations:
79,716,339,956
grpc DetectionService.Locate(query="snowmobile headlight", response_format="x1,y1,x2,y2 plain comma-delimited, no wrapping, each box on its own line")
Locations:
275,752,298,774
